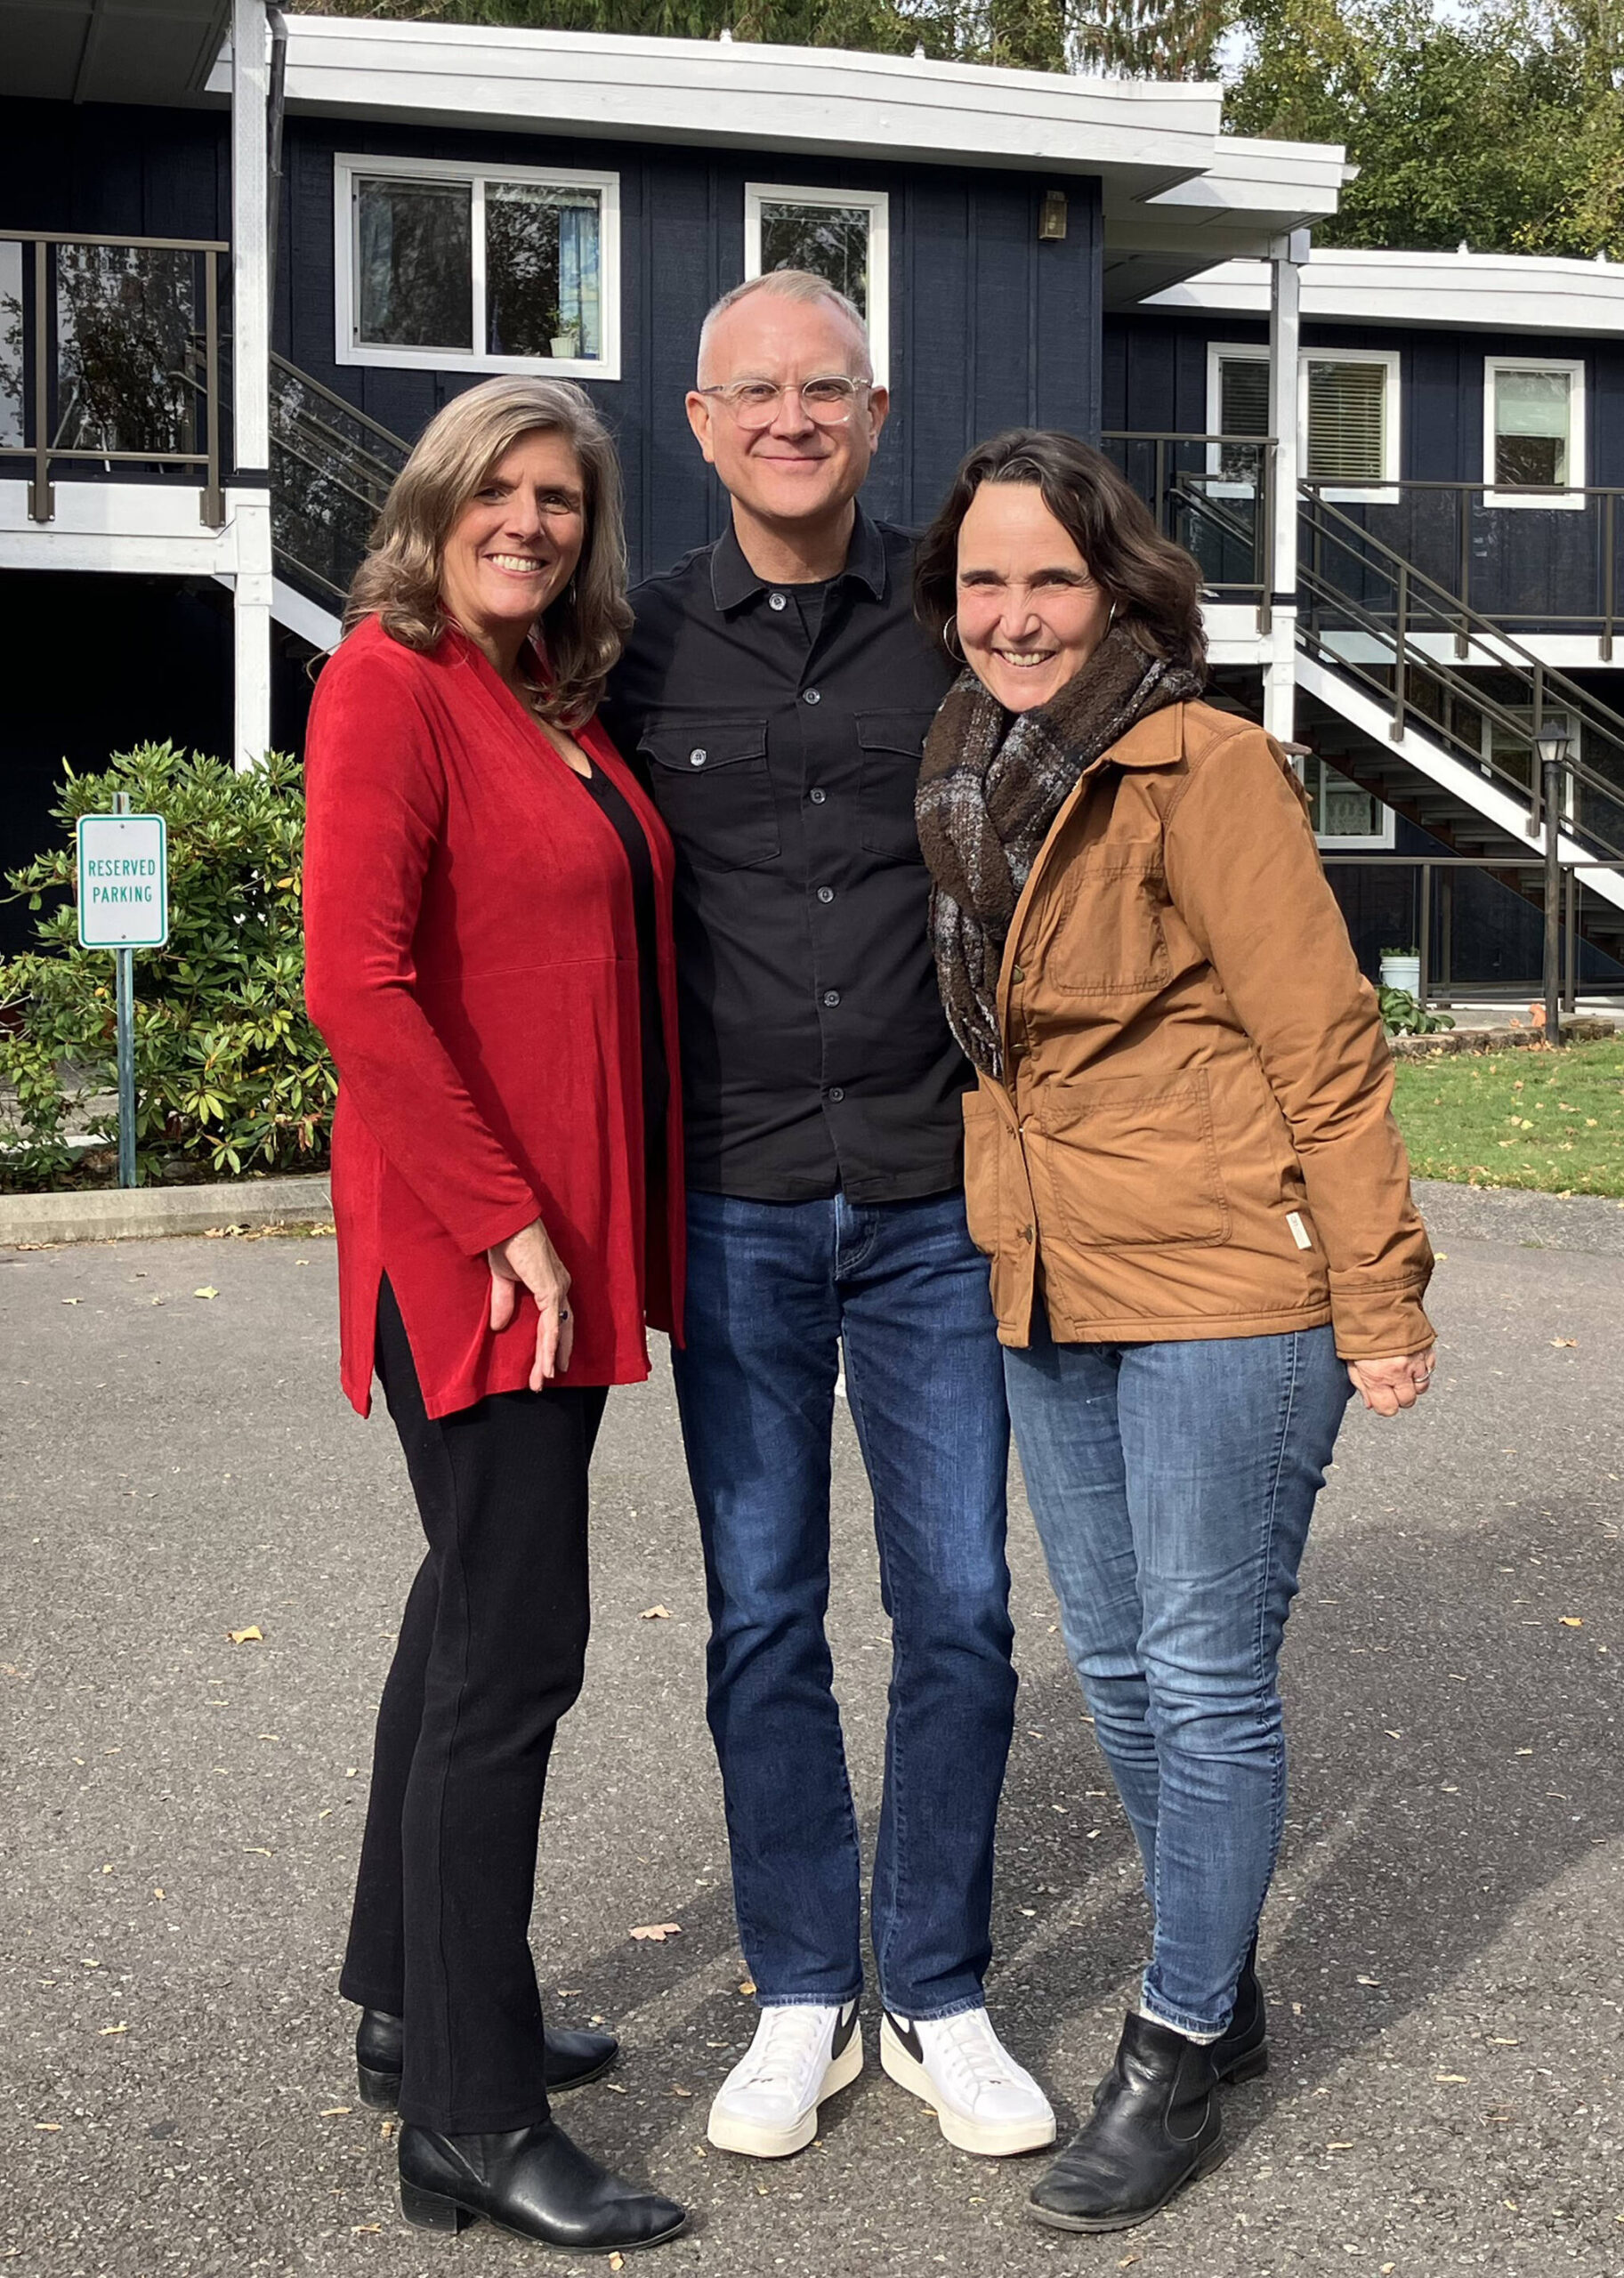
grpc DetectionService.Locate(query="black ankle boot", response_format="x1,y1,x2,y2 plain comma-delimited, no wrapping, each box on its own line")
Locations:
1029,2012,1224,2234
1210,1948,1267,2085
356,2009,618,2111
398,2120,687,2252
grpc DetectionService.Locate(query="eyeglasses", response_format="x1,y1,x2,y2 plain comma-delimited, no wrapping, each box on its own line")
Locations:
696,376,870,431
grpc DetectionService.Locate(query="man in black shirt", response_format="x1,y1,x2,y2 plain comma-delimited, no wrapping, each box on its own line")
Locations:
602,272,1053,2165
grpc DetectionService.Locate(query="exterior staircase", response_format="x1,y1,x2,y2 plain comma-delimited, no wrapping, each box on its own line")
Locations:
267,353,406,649
1293,489,1624,978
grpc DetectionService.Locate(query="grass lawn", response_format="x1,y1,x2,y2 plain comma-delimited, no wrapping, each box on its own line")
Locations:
1391,1039,1624,1196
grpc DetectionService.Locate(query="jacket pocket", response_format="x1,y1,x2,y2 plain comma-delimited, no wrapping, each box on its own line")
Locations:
960,1087,1003,1256
1039,1070,1230,1248
857,710,936,862
1046,847,1170,996
640,719,778,870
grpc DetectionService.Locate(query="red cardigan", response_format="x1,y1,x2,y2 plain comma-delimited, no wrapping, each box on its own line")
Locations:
303,615,684,1420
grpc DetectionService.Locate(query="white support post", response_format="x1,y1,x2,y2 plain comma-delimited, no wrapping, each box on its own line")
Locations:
231,0,273,770
1264,228,1306,748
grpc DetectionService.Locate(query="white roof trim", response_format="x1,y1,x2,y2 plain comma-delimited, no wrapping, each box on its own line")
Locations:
214,15,1233,193
1148,247,1624,335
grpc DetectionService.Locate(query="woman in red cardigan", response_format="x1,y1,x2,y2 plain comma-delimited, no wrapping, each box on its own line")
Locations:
303,376,686,2255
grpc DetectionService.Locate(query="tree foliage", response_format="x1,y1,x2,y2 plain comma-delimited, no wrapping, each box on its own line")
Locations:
1225,0,1624,257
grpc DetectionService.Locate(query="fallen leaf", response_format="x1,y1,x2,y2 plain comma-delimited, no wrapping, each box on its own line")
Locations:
1560,1617,1584,1628
1435,2073,1469,2083
244,1846,276,1857
1356,1975,1381,1987
738,1978,756,1996
1551,1337,1578,1348
609,2258,626,2272
227,1625,263,1644
61,1297,82,1306
603,2080,626,2094
99,2023,128,2035
640,1605,671,1621
629,1922,682,1942
351,2225,382,2236
192,1287,219,1300
1326,2140,1353,2151
35,2122,62,2131
671,2086,693,2097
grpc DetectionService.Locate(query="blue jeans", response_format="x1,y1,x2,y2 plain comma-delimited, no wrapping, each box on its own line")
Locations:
1004,1317,1351,2038
672,1189,1014,2020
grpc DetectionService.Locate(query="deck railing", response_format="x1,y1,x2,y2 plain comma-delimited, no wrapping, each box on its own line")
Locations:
1102,430,1277,625
0,229,228,526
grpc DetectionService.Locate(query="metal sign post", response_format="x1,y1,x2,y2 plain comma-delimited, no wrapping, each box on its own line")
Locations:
76,797,169,1189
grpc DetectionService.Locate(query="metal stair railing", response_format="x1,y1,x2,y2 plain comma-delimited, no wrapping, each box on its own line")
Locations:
1295,487,1624,866
268,354,408,606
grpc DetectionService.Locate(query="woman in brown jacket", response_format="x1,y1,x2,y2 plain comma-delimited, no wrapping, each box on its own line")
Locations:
914,431,1436,2237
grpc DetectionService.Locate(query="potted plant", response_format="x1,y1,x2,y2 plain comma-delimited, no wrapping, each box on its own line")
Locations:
1379,944,1422,998
549,323,580,360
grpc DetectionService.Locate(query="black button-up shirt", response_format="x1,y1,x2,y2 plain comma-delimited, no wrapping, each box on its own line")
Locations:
602,505,966,1202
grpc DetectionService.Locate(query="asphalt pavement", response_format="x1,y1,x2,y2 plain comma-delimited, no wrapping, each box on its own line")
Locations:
3,1183,1620,2277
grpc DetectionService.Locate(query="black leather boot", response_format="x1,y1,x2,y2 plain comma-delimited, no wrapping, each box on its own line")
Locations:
1210,1947,1267,2085
356,2009,618,2111
398,2120,687,2252
1029,2011,1224,2234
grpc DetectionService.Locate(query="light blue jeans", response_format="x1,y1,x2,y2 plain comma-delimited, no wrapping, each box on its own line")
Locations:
1004,1316,1351,2038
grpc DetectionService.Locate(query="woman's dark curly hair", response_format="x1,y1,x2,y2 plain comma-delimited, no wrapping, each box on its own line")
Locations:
914,428,1208,675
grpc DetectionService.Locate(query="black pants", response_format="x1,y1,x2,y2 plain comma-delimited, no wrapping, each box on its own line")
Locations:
339,1281,607,2132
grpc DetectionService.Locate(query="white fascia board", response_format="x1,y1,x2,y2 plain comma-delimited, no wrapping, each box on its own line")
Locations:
1148,247,1624,336
214,15,1222,190
0,481,265,575
1138,133,1346,218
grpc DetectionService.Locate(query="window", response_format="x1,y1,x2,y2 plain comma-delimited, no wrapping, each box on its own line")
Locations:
743,184,889,385
1301,351,1399,492
1207,344,1400,496
1304,755,1394,849
1485,358,1585,507
335,155,620,378
1483,710,1579,811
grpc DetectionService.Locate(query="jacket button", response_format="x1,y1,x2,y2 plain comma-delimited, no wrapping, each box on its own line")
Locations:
689,747,707,766
1022,1224,1035,1244
1011,964,1025,983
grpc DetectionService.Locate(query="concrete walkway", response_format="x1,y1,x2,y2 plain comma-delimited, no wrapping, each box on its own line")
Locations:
2,1186,1620,2275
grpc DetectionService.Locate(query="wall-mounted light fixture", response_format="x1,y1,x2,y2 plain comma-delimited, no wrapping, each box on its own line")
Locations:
1038,189,1068,242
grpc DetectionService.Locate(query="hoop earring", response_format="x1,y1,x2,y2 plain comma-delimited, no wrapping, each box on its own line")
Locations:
944,614,965,661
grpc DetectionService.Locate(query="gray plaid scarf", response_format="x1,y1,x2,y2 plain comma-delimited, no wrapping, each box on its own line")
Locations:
916,628,1201,1079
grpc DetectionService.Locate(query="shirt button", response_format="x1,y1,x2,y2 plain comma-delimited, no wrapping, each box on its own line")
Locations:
817,886,835,904
803,688,821,705
809,787,827,805
828,1086,845,1103
689,747,707,767
822,989,841,1006
769,593,788,611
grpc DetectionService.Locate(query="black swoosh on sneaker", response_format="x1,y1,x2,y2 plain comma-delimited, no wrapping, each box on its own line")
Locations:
884,2012,923,2065
831,2002,860,2061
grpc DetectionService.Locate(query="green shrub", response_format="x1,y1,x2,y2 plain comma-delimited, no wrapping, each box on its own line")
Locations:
1378,985,1455,1038
0,743,335,1191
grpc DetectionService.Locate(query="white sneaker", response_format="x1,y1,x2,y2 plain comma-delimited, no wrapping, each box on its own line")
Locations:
880,2007,1056,2156
707,1999,864,2158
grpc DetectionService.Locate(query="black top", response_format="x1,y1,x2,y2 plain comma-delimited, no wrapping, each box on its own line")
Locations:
601,506,964,1203
575,763,667,1170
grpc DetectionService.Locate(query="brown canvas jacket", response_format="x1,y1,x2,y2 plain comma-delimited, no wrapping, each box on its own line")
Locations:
961,698,1434,1360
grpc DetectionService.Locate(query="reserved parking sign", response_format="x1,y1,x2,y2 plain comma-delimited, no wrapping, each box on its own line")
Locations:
77,812,169,949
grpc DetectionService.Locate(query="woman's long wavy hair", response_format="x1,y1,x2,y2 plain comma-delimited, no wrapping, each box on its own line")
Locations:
343,376,632,725
915,428,1207,675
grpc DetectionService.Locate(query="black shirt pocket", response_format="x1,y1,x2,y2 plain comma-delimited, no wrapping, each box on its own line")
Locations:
857,710,936,863
639,718,779,871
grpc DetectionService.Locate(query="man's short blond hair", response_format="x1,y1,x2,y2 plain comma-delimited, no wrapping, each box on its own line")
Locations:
697,270,873,384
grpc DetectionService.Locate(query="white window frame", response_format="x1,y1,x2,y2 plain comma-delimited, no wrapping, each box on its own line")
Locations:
1304,754,1396,851
1483,355,1586,510
1205,343,1401,501
743,182,890,388
335,152,622,381
1204,342,1270,496
1297,345,1402,503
